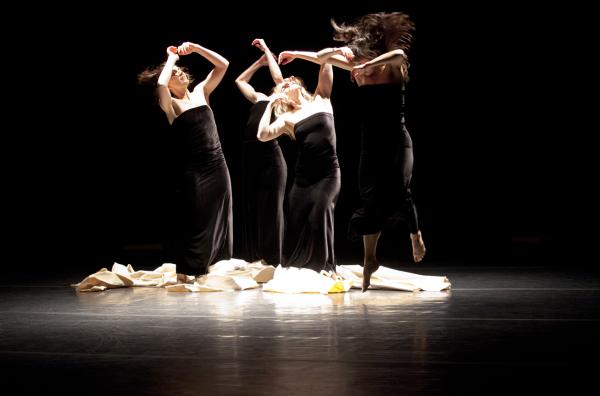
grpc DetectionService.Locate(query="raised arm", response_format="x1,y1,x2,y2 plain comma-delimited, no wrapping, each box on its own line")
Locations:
316,47,355,71
278,50,321,66
177,42,230,99
157,46,179,124
278,48,353,71
315,63,334,99
257,96,292,142
252,38,283,84
353,49,407,70
235,56,269,103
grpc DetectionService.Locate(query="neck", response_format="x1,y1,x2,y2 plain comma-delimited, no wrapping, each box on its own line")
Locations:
172,88,188,100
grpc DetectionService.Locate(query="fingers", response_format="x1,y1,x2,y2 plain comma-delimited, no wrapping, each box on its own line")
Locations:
278,53,290,65
339,47,355,61
176,42,193,55
252,38,266,51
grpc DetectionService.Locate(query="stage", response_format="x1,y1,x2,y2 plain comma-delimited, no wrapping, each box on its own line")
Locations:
1,264,597,395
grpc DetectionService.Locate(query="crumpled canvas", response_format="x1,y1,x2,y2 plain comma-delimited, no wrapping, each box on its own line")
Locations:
72,263,179,292
166,259,275,292
262,265,353,294
72,260,273,293
336,265,451,292
73,259,450,294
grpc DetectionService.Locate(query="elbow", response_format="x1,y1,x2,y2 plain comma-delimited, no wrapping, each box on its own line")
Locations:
392,49,407,58
257,131,269,142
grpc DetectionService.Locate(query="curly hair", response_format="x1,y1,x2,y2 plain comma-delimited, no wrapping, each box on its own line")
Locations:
331,12,415,81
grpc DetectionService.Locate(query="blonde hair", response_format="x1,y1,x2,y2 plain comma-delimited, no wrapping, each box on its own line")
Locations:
272,76,313,117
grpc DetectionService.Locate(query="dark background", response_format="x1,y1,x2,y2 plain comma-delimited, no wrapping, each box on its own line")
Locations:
6,1,561,276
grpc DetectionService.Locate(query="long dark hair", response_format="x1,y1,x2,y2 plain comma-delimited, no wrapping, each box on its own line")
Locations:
331,12,415,80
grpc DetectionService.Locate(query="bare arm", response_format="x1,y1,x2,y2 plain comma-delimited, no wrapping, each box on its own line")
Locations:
277,48,353,71
235,57,268,103
316,47,355,71
177,42,230,99
252,38,283,84
157,46,179,124
315,63,334,99
278,50,321,66
257,97,292,142
354,49,407,70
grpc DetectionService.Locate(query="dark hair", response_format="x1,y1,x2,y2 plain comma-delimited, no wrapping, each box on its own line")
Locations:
331,12,415,62
137,62,194,87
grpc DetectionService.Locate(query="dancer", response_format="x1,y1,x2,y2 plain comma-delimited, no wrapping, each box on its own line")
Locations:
278,12,426,290
257,55,340,273
235,39,287,265
138,42,232,276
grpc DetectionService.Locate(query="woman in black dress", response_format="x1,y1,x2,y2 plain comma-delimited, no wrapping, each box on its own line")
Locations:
257,56,340,273
138,42,232,276
235,39,287,265
293,12,426,290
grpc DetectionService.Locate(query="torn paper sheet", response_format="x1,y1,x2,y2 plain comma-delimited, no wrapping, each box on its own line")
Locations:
73,259,277,293
336,265,451,291
262,265,352,294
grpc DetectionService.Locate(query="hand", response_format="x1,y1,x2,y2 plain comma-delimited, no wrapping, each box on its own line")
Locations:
278,51,296,65
177,42,196,56
167,46,179,60
351,64,369,80
353,62,368,71
337,47,355,61
252,38,267,52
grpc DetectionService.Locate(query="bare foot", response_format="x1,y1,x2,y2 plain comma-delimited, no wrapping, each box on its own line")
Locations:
411,231,426,263
362,258,380,292
321,270,343,281
177,273,195,284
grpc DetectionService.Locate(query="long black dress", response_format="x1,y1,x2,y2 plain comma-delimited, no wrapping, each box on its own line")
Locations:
349,83,419,237
240,101,287,265
283,112,340,273
172,105,233,274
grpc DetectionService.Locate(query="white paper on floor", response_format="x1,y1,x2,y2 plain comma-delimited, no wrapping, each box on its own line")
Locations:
336,265,451,292
72,260,450,293
262,265,352,294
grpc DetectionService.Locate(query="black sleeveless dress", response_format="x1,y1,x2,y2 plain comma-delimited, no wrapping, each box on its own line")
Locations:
240,101,287,265
172,105,233,274
349,83,419,237
283,112,340,272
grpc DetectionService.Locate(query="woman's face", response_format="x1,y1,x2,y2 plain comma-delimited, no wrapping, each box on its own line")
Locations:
276,76,304,98
169,67,189,87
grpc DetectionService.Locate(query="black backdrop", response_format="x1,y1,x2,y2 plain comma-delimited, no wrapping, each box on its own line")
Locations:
8,1,552,274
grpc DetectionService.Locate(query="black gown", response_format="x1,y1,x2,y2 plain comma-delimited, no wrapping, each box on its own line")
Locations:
349,83,419,237
283,112,340,273
240,101,287,265
172,105,233,274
